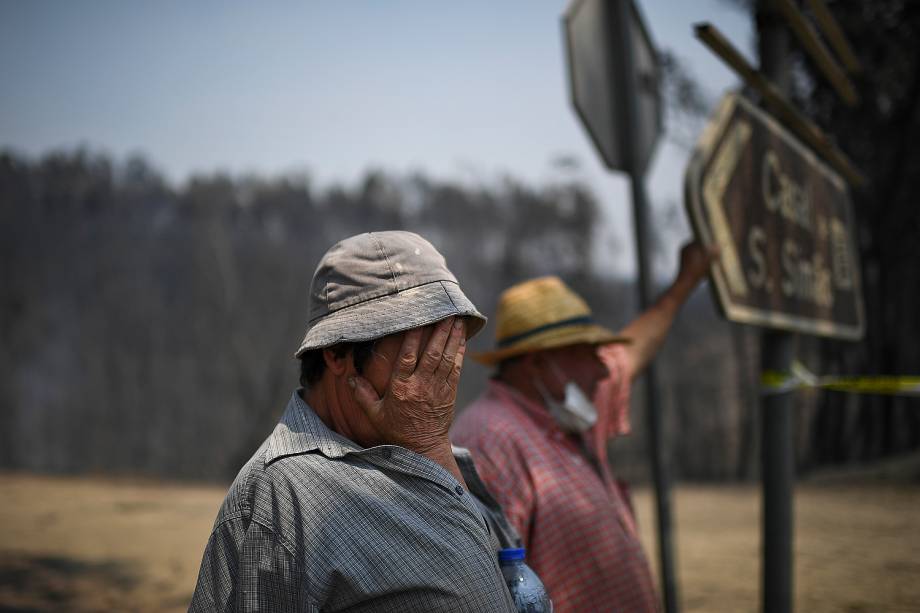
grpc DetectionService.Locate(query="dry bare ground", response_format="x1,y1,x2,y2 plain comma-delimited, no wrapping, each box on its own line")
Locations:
0,472,917,612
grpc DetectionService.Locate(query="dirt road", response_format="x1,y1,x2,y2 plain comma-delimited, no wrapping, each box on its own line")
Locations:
1,473,917,612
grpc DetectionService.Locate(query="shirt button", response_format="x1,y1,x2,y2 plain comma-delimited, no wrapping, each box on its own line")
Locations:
381,448,392,460
455,485,464,496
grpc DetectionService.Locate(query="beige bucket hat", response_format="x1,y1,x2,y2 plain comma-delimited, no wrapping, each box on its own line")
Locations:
294,231,486,358
472,276,629,366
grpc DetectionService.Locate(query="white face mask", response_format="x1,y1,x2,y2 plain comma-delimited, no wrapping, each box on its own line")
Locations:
534,360,598,434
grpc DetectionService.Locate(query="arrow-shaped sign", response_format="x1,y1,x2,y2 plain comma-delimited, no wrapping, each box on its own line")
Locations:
685,92,864,340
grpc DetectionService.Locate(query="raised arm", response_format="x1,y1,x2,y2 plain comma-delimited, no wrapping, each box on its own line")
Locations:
618,241,718,381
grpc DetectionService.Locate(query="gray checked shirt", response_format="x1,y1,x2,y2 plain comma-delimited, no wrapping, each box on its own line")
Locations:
190,391,518,613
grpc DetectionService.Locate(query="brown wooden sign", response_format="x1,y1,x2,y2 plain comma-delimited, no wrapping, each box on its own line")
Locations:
685,92,864,339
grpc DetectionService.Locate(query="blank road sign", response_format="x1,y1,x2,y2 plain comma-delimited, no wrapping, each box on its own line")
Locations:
563,0,663,174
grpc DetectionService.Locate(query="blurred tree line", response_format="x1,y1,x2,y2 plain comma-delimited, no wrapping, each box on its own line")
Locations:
0,151,609,479
1,0,918,483
0,142,915,483
0,148,766,482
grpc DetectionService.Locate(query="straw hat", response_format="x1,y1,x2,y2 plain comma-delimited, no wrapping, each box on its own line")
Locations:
294,231,486,358
472,276,629,365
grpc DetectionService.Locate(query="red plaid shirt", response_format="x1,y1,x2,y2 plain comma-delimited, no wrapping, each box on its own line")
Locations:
452,345,658,613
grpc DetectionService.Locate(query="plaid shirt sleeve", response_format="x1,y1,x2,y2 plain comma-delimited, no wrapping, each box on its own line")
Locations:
190,516,316,613
595,343,632,438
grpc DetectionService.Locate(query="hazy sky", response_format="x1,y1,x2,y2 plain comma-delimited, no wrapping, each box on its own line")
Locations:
0,0,752,276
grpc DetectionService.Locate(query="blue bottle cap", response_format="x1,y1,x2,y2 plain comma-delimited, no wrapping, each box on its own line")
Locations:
498,547,526,562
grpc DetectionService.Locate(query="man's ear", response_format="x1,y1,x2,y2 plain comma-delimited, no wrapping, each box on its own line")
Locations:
322,347,351,376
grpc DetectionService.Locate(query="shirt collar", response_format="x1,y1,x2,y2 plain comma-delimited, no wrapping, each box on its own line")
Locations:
264,390,363,465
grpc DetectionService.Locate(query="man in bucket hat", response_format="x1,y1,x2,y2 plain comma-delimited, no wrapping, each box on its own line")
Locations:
452,241,717,613
191,231,519,612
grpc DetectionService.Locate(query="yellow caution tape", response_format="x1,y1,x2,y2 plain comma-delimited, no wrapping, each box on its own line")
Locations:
761,361,920,396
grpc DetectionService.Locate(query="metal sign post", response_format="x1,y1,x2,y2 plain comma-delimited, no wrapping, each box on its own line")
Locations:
608,3,678,612
684,86,866,613
686,2,865,610
563,1,677,611
759,8,794,611
685,1,866,610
